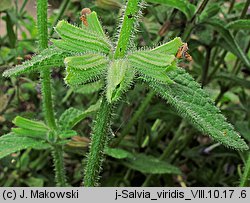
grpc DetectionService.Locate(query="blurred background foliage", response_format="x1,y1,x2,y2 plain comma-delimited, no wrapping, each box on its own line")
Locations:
0,0,250,186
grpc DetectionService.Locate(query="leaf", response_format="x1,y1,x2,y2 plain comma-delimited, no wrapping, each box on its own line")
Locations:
74,81,104,95
150,37,183,54
54,20,112,54
3,48,70,77
106,59,134,103
124,153,181,174
205,19,250,68
58,130,78,139
12,116,49,139
0,0,12,11
198,4,221,23
215,72,250,89
226,19,250,30
64,54,108,86
13,116,48,132
145,0,195,20
85,11,106,37
235,121,250,142
12,128,46,140
59,100,101,130
104,147,132,159
0,133,50,159
129,50,176,83
142,67,249,151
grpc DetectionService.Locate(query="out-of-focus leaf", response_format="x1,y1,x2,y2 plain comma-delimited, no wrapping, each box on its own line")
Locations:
145,0,195,20
124,153,181,174
59,100,101,130
215,73,250,89
0,0,12,11
6,12,16,48
198,4,221,23
235,121,250,142
104,147,132,159
206,19,250,68
226,20,250,30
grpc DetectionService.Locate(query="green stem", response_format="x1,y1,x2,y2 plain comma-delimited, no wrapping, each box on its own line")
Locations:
114,0,141,59
52,145,67,187
240,153,250,186
84,99,111,186
37,0,67,186
111,90,155,147
84,0,142,186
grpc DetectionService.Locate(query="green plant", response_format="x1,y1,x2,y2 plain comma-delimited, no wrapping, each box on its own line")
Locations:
1,0,249,187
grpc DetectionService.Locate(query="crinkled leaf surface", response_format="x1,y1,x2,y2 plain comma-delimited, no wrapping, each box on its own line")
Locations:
59,100,101,130
54,20,111,54
65,54,108,85
143,68,248,150
0,133,50,159
3,48,70,77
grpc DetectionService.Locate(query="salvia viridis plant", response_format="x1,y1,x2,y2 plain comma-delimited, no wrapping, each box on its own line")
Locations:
1,0,249,186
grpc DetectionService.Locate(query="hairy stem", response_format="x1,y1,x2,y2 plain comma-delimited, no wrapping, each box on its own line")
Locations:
37,0,67,186
84,99,111,186
114,0,141,59
84,0,142,186
52,145,67,186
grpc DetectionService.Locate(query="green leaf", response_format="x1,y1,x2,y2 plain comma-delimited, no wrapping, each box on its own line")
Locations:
145,0,195,20
226,20,250,30
74,81,104,95
12,128,47,140
13,116,48,132
58,130,78,139
124,153,181,174
59,100,101,130
0,133,50,159
0,0,12,11
143,67,249,151
235,121,250,142
106,59,134,103
198,4,221,23
54,20,112,54
64,54,108,86
104,147,132,159
215,72,250,89
205,19,250,68
3,48,69,77
85,11,106,37
150,37,183,55
129,50,176,83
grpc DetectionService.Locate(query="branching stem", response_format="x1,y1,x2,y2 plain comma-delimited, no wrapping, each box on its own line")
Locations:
84,0,142,186
37,0,67,186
